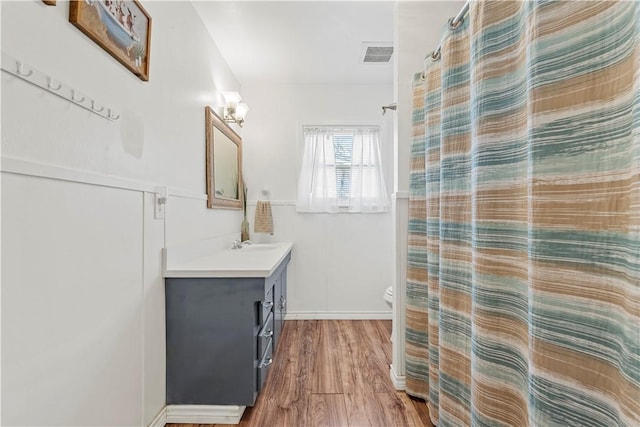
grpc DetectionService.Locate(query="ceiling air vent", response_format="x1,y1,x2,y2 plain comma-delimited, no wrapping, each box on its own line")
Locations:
361,42,393,64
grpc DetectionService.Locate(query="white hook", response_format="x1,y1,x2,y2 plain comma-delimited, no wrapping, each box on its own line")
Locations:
71,90,85,103
107,109,120,120
47,77,62,91
16,61,33,77
91,100,104,113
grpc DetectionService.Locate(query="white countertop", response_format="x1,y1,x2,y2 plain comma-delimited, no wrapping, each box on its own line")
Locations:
163,242,293,278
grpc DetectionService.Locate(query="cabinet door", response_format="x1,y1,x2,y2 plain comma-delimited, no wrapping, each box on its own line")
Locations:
280,267,287,318
274,268,287,348
166,278,260,406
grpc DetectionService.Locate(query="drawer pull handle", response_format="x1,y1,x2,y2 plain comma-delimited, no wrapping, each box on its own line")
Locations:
263,301,274,310
260,357,273,368
261,329,273,338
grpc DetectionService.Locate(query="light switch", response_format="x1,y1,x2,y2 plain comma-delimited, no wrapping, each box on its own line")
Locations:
154,186,168,220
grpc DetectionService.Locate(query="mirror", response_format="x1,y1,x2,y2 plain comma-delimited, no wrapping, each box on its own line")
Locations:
206,106,243,209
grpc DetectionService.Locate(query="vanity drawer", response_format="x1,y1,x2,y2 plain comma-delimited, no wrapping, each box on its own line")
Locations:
259,298,274,325
257,338,273,392
259,285,274,324
257,312,274,358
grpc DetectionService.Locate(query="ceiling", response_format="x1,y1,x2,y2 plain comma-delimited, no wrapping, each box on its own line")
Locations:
192,1,395,86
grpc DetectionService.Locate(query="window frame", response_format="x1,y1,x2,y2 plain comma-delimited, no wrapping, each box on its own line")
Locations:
298,124,386,213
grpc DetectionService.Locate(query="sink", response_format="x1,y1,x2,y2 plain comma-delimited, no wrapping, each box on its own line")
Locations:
228,244,280,252
164,240,293,278
238,244,280,251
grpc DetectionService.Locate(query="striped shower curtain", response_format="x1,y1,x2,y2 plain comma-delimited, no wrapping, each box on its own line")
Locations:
405,1,639,426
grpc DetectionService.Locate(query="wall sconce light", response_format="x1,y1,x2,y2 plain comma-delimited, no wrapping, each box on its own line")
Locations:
222,91,249,127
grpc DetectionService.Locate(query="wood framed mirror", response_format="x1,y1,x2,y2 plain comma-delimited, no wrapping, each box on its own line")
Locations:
205,106,243,209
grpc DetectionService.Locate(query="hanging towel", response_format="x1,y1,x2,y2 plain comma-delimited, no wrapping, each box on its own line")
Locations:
254,201,274,234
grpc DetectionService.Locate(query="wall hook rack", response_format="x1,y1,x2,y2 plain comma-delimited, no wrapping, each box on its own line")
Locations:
1,52,120,121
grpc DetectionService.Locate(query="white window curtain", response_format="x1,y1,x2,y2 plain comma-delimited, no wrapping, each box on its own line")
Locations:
296,126,389,213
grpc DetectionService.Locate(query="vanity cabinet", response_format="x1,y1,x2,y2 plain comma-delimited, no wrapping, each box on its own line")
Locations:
165,252,290,406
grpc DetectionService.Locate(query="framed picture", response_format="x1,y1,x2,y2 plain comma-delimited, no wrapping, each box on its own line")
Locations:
70,0,151,81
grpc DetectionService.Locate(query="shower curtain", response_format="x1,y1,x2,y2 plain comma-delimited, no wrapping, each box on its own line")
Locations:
405,1,639,426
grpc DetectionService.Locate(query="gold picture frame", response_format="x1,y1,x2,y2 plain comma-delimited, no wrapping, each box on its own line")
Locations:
69,0,151,81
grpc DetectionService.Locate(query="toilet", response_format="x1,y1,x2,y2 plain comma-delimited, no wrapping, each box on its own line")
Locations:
384,286,393,308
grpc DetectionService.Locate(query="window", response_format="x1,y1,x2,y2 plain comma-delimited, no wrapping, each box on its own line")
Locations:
334,132,354,205
296,126,389,213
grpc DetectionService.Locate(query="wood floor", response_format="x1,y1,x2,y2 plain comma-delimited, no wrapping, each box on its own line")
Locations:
168,320,433,427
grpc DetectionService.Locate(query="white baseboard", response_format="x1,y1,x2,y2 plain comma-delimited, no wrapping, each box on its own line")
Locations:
390,364,406,390
165,404,245,424
148,407,167,427
285,311,392,320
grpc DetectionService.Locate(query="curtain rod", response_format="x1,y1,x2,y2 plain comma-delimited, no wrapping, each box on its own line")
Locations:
430,0,470,61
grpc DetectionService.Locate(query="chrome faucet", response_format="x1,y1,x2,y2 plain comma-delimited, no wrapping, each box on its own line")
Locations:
231,239,253,249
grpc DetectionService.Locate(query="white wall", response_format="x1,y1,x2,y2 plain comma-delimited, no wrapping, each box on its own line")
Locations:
1,1,241,425
242,83,394,318
391,0,466,384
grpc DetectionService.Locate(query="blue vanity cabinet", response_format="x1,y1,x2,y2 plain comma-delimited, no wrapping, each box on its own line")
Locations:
165,252,291,407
